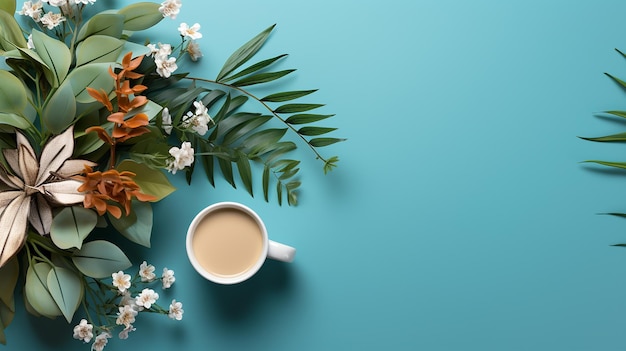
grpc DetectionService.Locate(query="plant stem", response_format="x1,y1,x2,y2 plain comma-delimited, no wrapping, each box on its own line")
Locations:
185,77,328,163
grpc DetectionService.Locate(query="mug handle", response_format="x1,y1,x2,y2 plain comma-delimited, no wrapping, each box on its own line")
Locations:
268,240,296,262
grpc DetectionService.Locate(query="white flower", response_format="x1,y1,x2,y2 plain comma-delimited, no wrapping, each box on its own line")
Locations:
111,271,131,293
149,42,172,59
40,12,66,30
193,100,208,117
168,299,184,320
161,108,172,135
135,288,159,309
118,325,136,340
119,291,135,308
162,267,176,289
46,0,67,6
27,34,34,50
18,1,43,21
91,333,111,351
186,40,202,61
139,260,156,282
155,56,177,78
72,319,93,343
166,142,194,174
178,22,202,40
159,0,181,19
74,0,95,4
116,304,138,328
181,101,212,135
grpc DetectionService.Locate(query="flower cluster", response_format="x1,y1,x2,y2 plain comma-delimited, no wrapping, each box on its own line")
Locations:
72,261,183,350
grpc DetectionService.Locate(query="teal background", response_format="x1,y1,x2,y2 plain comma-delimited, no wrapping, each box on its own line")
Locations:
6,0,626,350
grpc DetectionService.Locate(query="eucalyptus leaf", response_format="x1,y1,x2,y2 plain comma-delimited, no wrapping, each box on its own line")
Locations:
116,160,176,201
221,54,287,83
24,262,62,318
0,9,27,51
50,206,97,250
72,240,132,278
46,267,83,323
31,30,71,87
261,89,317,102
108,200,153,248
216,24,276,82
75,13,124,43
66,63,116,103
0,70,27,114
274,103,324,114
75,36,125,66
42,83,76,134
117,2,163,31
232,70,295,87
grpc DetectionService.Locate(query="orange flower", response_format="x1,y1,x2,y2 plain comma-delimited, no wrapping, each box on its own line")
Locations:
108,112,150,142
75,165,157,218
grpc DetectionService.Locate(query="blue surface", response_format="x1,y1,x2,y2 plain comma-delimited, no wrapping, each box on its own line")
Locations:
6,0,626,350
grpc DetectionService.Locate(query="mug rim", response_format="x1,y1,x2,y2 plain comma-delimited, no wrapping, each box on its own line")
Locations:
185,201,269,285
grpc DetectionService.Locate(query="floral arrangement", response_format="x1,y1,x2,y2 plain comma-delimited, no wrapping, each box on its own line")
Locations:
0,0,342,349
581,48,626,246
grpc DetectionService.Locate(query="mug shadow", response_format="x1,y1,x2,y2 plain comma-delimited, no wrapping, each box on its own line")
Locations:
202,259,296,324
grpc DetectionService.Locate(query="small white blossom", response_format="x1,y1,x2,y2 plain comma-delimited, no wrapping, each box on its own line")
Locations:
178,22,202,40
135,288,159,309
91,332,111,351
186,40,202,61
46,0,68,6
161,108,173,135
40,12,66,30
148,42,172,59
181,101,212,136
166,142,194,174
74,0,96,4
116,304,138,328
139,260,156,282
159,0,181,19
119,291,135,308
168,299,184,320
118,325,136,340
162,267,176,289
18,1,43,21
155,56,177,78
73,319,94,343
111,271,131,293
27,34,34,50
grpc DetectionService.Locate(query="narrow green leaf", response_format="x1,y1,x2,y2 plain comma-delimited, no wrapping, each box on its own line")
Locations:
611,243,626,247
24,262,62,318
116,160,176,201
241,128,288,151
0,1,16,15
46,267,83,323
199,141,215,187
201,89,226,110
72,240,132,278
218,156,236,188
0,9,27,51
50,206,97,250
232,69,295,87
76,13,124,43
579,133,626,142
213,94,231,124
221,54,287,83
236,153,253,196
31,30,71,86
262,165,270,202
42,83,76,134
276,181,283,206
108,201,153,248
216,24,276,82
287,189,297,206
583,160,626,170
0,113,32,130
309,137,346,147
75,36,125,66
324,155,339,174
261,89,317,102
118,2,163,31
226,95,249,116
297,126,337,136
606,110,626,119
274,103,324,114
0,70,27,115
223,115,272,146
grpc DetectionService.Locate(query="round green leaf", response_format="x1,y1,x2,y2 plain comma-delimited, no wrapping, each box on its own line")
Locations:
72,240,132,278
46,267,83,323
24,262,62,319
108,200,153,248
117,2,163,31
31,30,71,87
0,9,27,51
116,159,176,201
50,206,97,250
75,35,125,66
42,82,76,134
75,13,124,43
0,70,27,114
66,63,115,103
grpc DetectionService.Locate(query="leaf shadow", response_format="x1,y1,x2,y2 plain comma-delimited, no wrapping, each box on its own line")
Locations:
580,163,626,176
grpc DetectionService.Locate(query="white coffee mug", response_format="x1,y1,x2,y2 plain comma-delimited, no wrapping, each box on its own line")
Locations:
186,202,296,284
